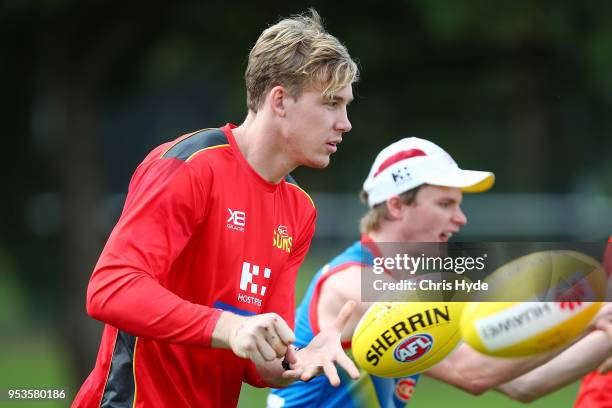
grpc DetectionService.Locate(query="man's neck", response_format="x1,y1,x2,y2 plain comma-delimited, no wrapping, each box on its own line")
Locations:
368,229,397,243
232,111,297,184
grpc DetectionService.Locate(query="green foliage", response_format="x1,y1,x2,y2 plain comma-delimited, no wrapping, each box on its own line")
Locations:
2,3,612,401
0,330,73,408
0,250,26,327
239,377,580,407
237,247,584,406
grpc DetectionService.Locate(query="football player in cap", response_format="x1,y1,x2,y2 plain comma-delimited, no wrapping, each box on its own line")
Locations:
269,137,612,408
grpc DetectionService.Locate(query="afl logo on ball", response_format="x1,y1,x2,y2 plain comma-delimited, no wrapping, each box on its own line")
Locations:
394,334,433,362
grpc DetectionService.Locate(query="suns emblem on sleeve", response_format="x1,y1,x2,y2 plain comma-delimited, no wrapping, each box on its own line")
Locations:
272,225,293,253
395,377,417,402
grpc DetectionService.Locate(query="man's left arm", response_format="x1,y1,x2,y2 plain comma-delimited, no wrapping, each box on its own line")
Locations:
496,328,612,402
425,342,559,395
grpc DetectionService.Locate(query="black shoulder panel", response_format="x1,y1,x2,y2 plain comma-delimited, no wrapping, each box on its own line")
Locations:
163,128,229,161
284,173,298,185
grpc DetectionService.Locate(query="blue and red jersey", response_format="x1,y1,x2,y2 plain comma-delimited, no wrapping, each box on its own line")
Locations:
268,236,420,407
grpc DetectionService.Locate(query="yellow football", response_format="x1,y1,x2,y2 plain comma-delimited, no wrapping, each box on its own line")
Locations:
352,302,465,378
477,250,607,303
461,249,605,357
460,301,602,357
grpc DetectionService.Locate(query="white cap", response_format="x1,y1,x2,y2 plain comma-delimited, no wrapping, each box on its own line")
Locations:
363,137,495,207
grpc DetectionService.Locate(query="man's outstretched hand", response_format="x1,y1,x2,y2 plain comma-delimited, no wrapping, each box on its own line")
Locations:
282,300,360,386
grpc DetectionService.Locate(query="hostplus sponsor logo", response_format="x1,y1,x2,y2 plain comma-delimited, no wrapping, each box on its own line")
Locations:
227,208,246,232
237,262,271,307
272,225,293,253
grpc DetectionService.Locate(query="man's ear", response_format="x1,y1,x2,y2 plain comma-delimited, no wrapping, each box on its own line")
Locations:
386,195,404,219
268,85,288,117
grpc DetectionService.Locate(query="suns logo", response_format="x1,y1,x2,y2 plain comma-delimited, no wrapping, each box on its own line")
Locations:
273,225,293,253
393,334,433,363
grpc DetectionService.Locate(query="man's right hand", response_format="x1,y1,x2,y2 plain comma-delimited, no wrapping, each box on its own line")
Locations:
211,311,295,365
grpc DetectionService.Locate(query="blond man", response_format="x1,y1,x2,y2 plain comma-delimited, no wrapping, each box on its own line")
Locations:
73,10,359,407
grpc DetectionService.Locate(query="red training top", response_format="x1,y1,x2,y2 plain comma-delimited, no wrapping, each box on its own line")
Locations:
72,124,316,408
575,372,612,408
574,235,612,408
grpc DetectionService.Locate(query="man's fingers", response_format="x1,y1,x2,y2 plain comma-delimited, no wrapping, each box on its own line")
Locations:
244,342,265,365
323,361,340,387
332,300,356,332
596,319,612,341
337,352,360,380
255,335,278,362
595,318,611,330
272,315,296,345
598,356,612,374
281,368,303,380
300,365,320,382
264,330,287,358
285,345,298,365
595,303,612,319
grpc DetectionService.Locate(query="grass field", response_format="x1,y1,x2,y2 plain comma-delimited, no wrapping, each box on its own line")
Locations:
0,330,580,408
239,378,580,407
0,248,583,407
237,248,582,407
238,250,578,408
0,331,73,408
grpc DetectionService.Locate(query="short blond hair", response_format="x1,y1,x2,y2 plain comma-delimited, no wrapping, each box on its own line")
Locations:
245,9,359,112
359,187,422,234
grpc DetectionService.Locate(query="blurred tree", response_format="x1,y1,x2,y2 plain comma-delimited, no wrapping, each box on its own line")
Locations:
2,0,210,382
2,0,612,387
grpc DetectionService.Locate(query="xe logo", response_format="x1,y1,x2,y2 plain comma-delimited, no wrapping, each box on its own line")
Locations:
393,334,433,362
240,262,271,297
227,208,246,232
